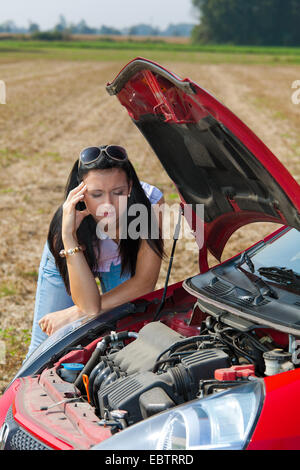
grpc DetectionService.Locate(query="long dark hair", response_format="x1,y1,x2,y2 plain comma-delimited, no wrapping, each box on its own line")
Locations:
47,150,164,295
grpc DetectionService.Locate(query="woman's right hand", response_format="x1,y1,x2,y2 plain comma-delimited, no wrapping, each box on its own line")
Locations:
62,182,89,242
38,305,84,336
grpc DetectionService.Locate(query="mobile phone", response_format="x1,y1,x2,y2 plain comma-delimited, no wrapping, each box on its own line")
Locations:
76,201,87,211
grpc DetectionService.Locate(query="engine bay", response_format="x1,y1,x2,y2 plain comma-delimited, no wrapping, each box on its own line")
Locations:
74,321,233,427
76,314,293,430
11,289,296,450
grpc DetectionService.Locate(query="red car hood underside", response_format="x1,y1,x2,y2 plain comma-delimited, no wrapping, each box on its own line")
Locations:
106,58,300,261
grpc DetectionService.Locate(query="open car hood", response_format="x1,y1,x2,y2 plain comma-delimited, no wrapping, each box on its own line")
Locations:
106,58,300,261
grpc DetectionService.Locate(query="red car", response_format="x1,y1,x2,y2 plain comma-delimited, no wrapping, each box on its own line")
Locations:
1,58,300,451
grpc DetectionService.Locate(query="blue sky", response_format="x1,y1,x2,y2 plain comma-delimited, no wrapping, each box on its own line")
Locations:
1,0,198,30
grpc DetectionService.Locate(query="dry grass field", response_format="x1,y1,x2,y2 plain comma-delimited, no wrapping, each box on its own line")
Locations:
0,48,299,392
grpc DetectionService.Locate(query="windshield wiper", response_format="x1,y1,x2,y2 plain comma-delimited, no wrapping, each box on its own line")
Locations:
236,252,278,303
238,251,255,273
258,266,300,289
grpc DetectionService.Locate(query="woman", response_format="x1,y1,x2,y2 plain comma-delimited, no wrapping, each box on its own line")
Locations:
27,145,164,357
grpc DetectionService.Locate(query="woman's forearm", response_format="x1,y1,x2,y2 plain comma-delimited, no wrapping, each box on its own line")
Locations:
99,273,157,314
59,304,84,318
63,236,102,315
62,237,155,318
61,182,102,316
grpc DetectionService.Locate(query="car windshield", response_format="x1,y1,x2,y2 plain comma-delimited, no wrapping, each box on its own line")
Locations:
240,228,300,294
249,228,300,275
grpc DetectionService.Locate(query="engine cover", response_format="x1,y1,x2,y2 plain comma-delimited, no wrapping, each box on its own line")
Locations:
110,321,185,375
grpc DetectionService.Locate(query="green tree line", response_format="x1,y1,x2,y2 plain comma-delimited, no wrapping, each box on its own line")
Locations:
192,0,300,46
0,15,194,38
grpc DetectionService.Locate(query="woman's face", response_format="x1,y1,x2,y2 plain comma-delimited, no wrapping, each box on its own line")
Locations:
82,168,131,230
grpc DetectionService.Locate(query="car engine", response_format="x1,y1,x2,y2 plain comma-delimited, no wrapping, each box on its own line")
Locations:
56,311,291,431
82,322,230,425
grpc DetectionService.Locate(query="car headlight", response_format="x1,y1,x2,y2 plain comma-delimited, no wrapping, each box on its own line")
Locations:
93,381,263,450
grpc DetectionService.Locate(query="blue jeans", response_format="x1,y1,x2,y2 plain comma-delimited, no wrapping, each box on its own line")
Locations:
27,242,131,358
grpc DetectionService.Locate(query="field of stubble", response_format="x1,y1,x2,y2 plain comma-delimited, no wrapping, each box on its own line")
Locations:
0,51,299,391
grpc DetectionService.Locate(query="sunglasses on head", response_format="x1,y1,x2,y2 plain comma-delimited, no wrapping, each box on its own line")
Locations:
78,145,128,168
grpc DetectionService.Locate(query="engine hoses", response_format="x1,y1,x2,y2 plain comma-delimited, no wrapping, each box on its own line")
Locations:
74,331,138,394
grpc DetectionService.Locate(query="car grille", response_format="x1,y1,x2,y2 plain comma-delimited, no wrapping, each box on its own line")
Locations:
3,406,50,450
203,280,270,307
203,280,233,296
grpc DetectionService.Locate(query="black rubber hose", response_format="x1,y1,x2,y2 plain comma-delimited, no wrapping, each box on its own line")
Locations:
74,344,106,393
87,361,107,406
155,335,211,365
74,331,131,393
